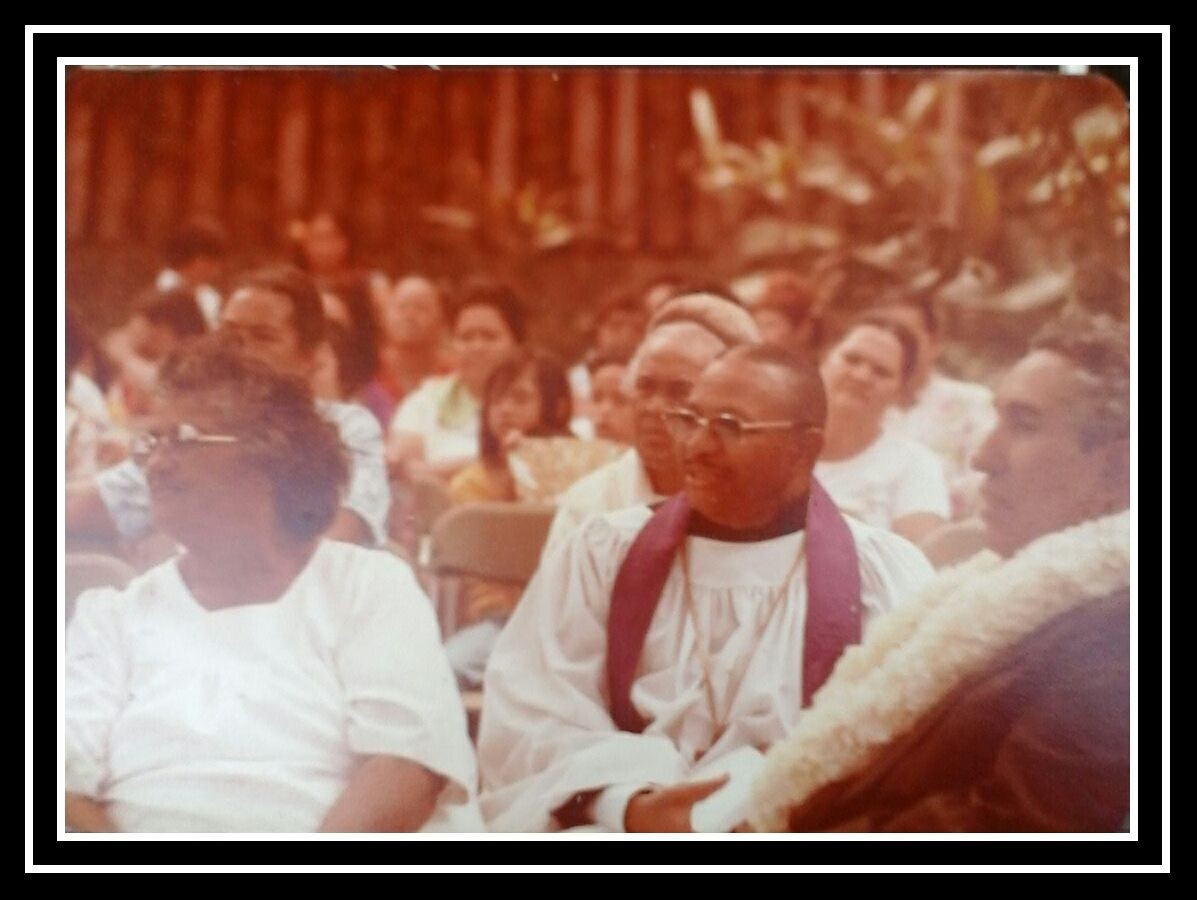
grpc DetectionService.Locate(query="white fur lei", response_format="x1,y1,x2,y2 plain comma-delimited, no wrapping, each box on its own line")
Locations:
749,510,1131,832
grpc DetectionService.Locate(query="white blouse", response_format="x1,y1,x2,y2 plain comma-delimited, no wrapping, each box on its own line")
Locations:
66,541,482,832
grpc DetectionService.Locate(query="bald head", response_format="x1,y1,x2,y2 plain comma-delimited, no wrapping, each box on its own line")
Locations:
625,321,731,494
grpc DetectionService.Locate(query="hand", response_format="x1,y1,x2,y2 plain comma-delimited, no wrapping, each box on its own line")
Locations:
623,775,730,833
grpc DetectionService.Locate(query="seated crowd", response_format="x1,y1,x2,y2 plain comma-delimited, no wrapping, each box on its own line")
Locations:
62,214,1132,834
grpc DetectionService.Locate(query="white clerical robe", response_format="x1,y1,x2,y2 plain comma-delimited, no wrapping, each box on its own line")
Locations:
540,448,665,561
477,505,934,832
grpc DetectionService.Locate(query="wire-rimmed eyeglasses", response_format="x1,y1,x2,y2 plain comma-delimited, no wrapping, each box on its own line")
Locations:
662,408,817,444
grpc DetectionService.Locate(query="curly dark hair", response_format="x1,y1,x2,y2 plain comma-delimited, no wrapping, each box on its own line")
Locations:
450,278,526,343
232,266,327,353
1032,312,1130,450
157,337,348,542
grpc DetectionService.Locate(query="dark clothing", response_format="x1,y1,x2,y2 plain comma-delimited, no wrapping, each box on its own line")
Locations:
786,588,1130,832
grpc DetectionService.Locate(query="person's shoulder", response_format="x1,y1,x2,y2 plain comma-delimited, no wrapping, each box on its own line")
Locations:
557,448,640,508
930,373,994,405
314,539,417,582
562,504,653,556
878,430,943,470
71,557,180,623
556,452,626,505
320,400,384,443
844,515,932,569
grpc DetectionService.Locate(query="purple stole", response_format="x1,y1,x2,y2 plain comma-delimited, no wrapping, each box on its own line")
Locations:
605,479,862,733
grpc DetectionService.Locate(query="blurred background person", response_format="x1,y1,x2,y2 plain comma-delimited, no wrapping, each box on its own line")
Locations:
291,210,355,283
747,271,822,357
103,286,209,427
444,347,575,688
363,275,455,429
868,294,996,520
387,279,523,484
154,216,228,330
586,353,636,446
814,317,949,545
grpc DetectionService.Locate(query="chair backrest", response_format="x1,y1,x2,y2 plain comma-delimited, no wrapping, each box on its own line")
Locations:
407,474,455,536
429,502,556,585
65,553,137,624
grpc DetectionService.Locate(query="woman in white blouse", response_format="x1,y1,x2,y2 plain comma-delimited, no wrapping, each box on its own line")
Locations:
814,317,949,545
65,340,479,833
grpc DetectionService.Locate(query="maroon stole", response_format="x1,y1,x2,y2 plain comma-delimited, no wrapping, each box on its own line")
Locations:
605,479,862,733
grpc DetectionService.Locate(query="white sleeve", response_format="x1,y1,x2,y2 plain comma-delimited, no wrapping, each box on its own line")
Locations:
891,441,951,520
65,589,130,799
387,381,438,439
334,554,479,823
539,503,589,564
477,515,689,832
94,459,152,541
853,524,936,624
330,405,391,546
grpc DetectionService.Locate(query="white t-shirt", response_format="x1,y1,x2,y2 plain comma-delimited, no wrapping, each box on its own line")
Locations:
387,375,479,467
477,505,934,832
814,431,950,531
95,401,390,546
884,372,997,520
66,541,483,833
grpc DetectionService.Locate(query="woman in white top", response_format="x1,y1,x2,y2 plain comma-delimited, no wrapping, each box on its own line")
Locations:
65,340,480,833
814,317,949,545
387,280,523,483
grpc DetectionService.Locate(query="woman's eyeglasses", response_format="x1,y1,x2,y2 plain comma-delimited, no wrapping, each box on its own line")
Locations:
131,423,239,463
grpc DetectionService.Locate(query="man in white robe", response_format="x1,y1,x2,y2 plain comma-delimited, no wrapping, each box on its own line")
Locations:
543,292,761,557
478,345,933,832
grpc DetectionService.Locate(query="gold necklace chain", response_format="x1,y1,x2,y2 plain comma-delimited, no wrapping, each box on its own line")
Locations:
679,535,807,753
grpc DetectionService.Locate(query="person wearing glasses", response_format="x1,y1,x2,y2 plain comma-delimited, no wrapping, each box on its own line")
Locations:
477,344,932,832
65,340,481,833
539,292,761,559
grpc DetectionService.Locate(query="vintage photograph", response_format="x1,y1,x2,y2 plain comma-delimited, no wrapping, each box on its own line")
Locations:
59,58,1135,840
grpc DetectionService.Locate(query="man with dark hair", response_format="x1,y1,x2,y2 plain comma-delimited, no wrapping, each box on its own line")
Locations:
753,313,1130,833
157,216,228,329
67,267,390,548
478,343,932,832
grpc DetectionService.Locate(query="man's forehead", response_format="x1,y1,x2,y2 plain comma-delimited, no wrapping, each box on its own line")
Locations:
638,328,722,372
690,357,791,409
995,350,1086,411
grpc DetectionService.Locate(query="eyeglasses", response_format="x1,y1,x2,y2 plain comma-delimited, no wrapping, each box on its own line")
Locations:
131,423,239,463
662,408,815,444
